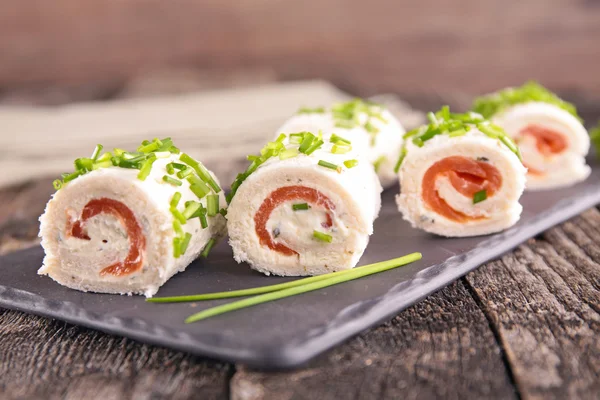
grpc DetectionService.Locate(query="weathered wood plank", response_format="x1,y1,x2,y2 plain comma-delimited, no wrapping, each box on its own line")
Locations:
231,281,517,400
0,308,231,400
464,212,600,400
1,0,600,96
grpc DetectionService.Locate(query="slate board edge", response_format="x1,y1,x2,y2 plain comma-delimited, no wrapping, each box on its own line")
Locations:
1,184,599,369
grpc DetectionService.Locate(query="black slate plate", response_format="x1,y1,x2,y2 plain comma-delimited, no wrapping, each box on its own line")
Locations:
1,162,599,369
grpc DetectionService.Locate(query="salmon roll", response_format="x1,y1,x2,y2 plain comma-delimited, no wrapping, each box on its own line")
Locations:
276,98,405,188
227,132,382,276
39,139,227,297
473,81,590,190
395,107,526,237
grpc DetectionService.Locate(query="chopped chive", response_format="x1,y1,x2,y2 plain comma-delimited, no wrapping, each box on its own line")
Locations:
304,139,324,155
427,112,438,125
331,144,351,154
393,147,407,173
473,190,487,204
201,238,216,258
180,233,192,255
313,230,333,243
173,237,182,258
289,133,304,144
63,170,83,183
138,141,160,153
137,156,156,181
207,194,219,217
219,208,227,217
292,203,310,211
113,148,126,156
163,175,183,186
297,106,326,114
190,182,210,200
171,162,186,170
412,137,424,147
183,202,201,220
317,160,339,171
344,159,359,169
74,158,94,172
373,156,387,173
111,156,121,166
118,159,143,169
441,105,450,120
170,192,182,208
92,160,113,170
298,133,315,154
166,163,175,174
180,253,422,322
96,152,113,163
173,220,184,237
177,167,194,179
180,153,221,193
91,144,103,161
149,253,422,303
154,151,171,158
169,146,180,154
279,148,299,160
275,133,286,143
170,207,187,224
52,179,63,190
199,210,208,229
330,134,351,145
449,128,467,137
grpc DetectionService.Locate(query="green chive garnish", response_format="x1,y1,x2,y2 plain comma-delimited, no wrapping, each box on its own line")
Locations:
173,237,182,258
201,238,216,258
473,190,487,204
166,163,175,175
180,153,221,193
304,139,324,155
170,207,187,224
170,192,182,208
63,170,83,183
344,159,359,169
183,202,201,220
207,194,219,217
318,160,340,171
52,180,63,190
172,162,186,170
148,253,422,304
163,175,182,186
199,210,208,229
279,148,299,160
393,147,407,173
313,230,333,243
177,167,194,179
189,182,210,200
289,133,304,144
373,156,387,173
91,144,103,161
297,106,326,114
180,253,422,322
137,156,156,181
180,233,192,255
292,203,310,211
331,144,352,154
330,134,351,145
173,220,184,237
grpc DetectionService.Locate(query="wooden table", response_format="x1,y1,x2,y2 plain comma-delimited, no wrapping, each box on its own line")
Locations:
1,80,599,400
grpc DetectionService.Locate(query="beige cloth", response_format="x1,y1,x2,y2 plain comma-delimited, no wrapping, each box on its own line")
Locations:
0,80,423,188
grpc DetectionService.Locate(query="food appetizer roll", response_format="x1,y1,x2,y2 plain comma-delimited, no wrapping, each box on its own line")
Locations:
276,98,405,188
472,81,590,190
227,132,382,276
396,108,526,237
39,139,227,297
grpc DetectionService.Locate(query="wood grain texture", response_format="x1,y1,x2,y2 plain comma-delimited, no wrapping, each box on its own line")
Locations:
1,0,600,98
231,281,517,400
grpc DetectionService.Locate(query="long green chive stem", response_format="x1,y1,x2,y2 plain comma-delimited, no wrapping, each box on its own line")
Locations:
313,230,333,243
148,253,422,304
180,253,422,322
180,153,221,193
292,203,310,211
318,160,340,171
200,238,216,258
393,147,407,173
207,194,219,217
163,175,183,186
